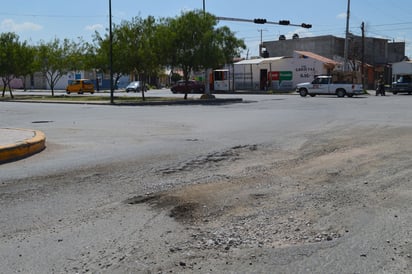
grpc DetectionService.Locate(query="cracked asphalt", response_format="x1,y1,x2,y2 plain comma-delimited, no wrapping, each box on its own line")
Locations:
1,93,411,273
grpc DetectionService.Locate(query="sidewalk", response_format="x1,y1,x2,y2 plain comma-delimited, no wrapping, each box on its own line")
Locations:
0,128,46,164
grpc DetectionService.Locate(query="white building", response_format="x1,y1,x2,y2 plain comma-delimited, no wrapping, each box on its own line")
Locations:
233,50,338,91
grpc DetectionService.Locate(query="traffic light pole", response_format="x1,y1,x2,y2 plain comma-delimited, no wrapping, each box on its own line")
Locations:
216,16,312,28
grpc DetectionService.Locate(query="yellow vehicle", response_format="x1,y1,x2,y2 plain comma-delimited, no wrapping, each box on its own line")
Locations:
66,79,95,94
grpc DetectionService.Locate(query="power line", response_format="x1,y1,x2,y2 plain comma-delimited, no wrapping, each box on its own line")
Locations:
0,12,105,19
371,21,412,27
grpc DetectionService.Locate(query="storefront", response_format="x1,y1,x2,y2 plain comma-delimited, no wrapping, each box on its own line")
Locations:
233,51,338,91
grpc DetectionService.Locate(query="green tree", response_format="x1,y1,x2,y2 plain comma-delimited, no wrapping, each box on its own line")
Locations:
133,16,162,100
16,43,36,91
161,11,245,99
0,33,35,98
36,38,71,96
93,27,129,91
34,38,93,96
94,16,162,100
118,16,161,100
65,38,94,74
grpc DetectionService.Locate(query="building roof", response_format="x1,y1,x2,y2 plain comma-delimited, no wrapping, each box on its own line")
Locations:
294,50,339,68
234,56,288,65
234,51,339,70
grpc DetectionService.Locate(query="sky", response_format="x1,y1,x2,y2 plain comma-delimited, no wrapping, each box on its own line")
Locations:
1,0,412,58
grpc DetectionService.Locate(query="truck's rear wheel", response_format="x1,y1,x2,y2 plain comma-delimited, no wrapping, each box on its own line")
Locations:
336,89,346,97
299,88,308,97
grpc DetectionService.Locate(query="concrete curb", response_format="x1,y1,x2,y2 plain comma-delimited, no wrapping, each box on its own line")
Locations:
0,129,46,164
6,98,243,106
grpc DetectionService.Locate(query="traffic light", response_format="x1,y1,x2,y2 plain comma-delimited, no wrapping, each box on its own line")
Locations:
301,23,312,29
254,18,267,24
278,20,290,25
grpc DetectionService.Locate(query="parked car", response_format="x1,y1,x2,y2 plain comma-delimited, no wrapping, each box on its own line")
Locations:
66,79,95,94
391,75,412,95
125,81,141,92
170,80,205,93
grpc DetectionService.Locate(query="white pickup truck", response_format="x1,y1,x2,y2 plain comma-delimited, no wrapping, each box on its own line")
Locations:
296,75,363,97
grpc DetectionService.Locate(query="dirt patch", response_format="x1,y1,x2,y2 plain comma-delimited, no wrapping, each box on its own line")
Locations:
106,126,412,273
129,126,412,253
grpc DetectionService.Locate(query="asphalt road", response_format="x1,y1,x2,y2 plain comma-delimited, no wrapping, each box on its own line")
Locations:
1,92,412,273
2,91,410,181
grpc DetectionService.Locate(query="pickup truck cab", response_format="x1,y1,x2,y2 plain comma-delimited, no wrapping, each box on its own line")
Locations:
391,75,412,95
296,76,363,98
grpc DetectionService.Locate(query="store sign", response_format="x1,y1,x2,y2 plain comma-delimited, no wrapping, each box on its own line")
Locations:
296,65,315,78
268,71,293,81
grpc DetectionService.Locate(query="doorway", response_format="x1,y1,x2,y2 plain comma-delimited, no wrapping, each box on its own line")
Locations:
260,69,268,90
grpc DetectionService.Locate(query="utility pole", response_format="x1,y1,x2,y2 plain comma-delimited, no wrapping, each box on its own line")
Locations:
202,0,212,96
258,29,267,57
109,0,114,104
344,0,350,71
361,21,365,89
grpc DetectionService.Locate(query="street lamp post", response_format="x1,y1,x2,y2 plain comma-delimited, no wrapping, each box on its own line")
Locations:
202,0,212,96
109,0,114,103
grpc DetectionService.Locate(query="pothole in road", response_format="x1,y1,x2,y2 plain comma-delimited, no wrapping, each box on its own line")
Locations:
169,202,199,220
124,193,202,222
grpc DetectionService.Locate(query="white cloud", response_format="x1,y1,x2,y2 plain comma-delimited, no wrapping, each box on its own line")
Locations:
1,19,42,32
85,24,104,31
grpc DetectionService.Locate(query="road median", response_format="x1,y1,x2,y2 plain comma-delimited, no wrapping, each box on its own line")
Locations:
0,128,46,164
